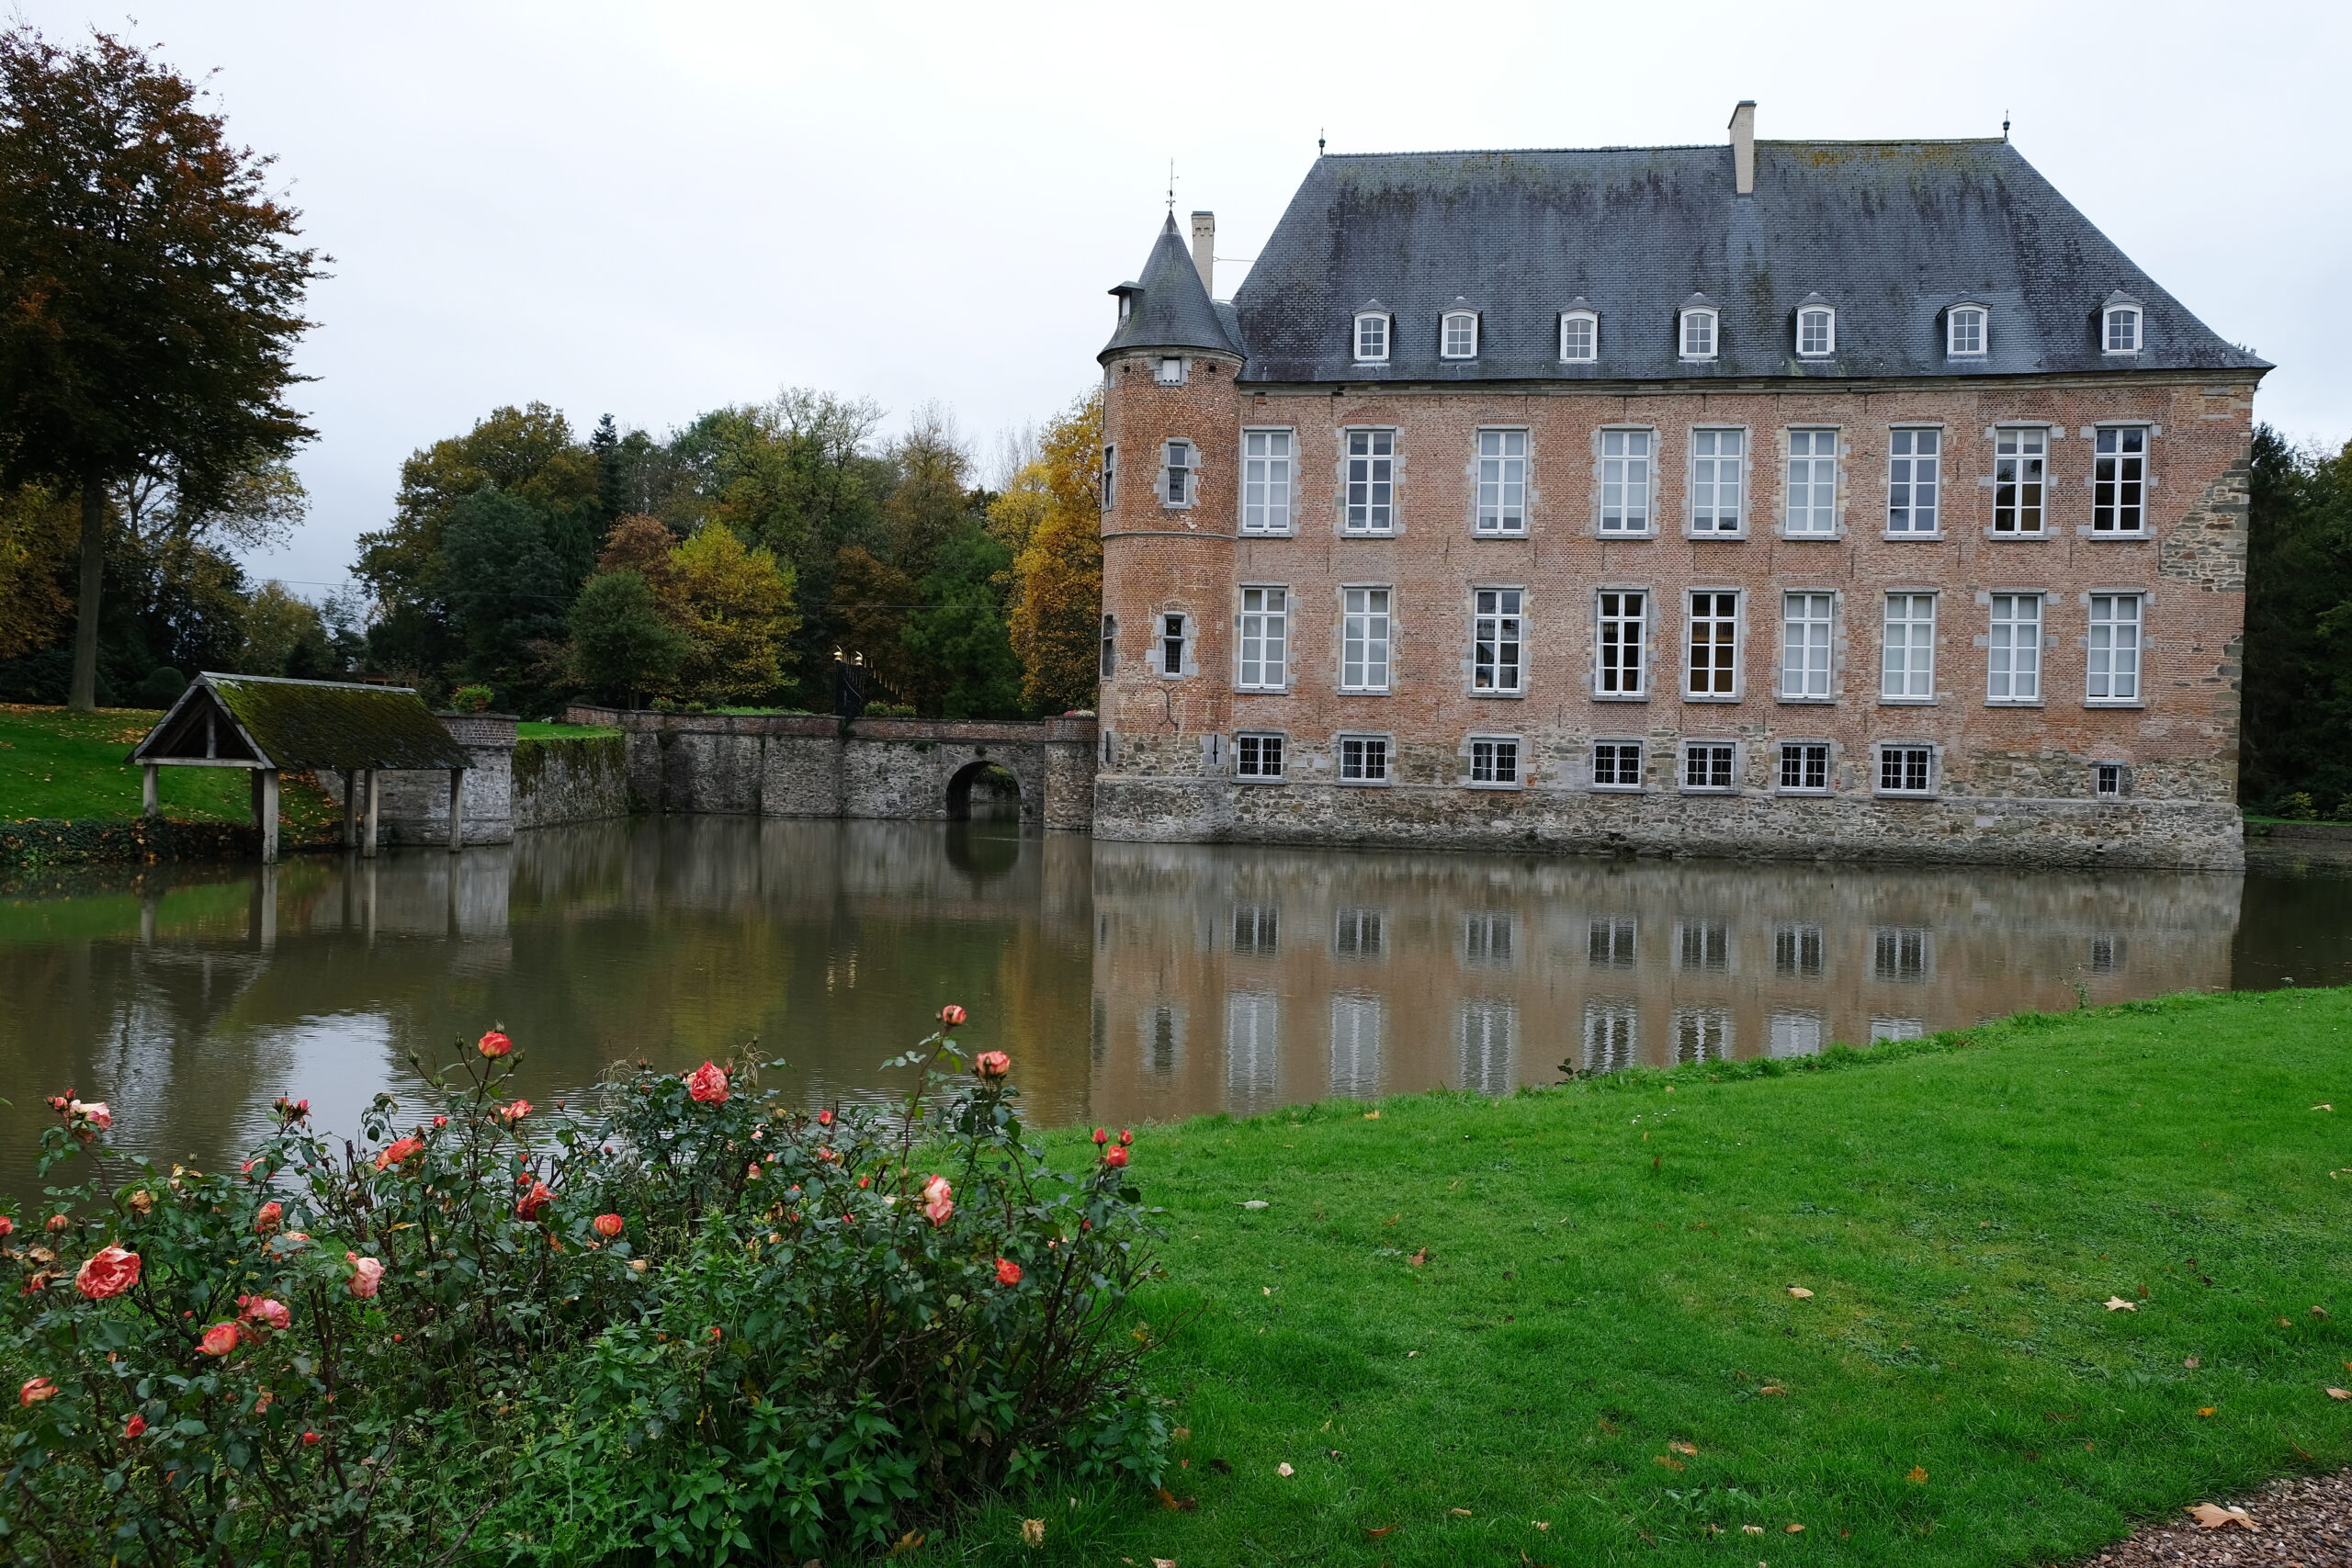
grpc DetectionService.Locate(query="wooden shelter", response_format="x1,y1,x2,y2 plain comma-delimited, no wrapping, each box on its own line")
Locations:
129,674,475,863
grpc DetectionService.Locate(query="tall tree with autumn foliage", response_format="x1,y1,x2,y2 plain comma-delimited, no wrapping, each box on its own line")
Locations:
0,26,324,708
995,390,1103,714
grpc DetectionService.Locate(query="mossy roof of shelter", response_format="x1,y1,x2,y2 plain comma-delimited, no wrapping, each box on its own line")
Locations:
130,675,473,772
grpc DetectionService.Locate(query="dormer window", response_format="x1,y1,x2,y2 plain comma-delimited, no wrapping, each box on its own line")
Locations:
1156,356,1186,386
1442,310,1478,359
1353,311,1391,363
1559,309,1598,362
2102,297,2143,355
1796,304,1835,357
1947,305,1988,357
1679,303,1718,361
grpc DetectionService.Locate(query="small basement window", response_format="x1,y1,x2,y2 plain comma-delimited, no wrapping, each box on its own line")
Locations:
2095,761,2129,798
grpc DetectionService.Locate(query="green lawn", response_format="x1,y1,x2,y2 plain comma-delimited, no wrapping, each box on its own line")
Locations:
515,720,624,739
0,705,337,838
944,988,2352,1567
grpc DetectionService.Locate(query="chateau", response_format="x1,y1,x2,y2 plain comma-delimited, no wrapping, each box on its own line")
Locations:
1091,104,2267,869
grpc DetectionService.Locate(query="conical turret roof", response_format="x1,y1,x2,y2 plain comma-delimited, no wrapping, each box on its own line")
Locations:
1100,215,1246,361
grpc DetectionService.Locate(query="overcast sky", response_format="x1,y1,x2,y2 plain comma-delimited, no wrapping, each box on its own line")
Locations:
21,0,2351,593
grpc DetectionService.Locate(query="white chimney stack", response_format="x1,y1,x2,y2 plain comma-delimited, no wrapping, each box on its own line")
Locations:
1190,210,1216,297
1728,100,1756,196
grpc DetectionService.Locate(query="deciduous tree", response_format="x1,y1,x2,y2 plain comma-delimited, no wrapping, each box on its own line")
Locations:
569,568,686,708
1000,390,1103,714
668,525,797,705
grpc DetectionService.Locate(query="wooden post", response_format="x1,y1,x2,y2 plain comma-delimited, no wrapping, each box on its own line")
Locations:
141,763,158,819
258,769,280,865
343,770,358,849
447,767,467,852
362,768,380,859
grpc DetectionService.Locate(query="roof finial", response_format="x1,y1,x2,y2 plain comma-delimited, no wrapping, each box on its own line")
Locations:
2002,109,2010,141
1167,158,1176,215
1318,127,1326,156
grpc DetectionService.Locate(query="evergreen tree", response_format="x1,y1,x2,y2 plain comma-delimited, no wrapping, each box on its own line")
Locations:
2242,426,2352,815
435,489,573,710
569,568,685,708
903,524,1022,720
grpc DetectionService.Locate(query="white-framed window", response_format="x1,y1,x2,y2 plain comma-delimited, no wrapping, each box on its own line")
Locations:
1463,913,1514,968
1596,590,1645,696
1774,923,1825,976
1876,743,1935,795
1675,918,1731,972
1796,306,1835,357
1679,307,1718,360
1340,587,1391,692
1343,430,1395,534
1102,446,1116,511
1888,429,1940,534
1690,428,1744,533
1156,355,1187,386
1235,731,1285,780
1871,1017,1927,1042
1681,740,1737,792
1158,613,1188,677
2087,593,2143,702
1353,311,1390,363
1685,591,1738,697
1948,305,1988,357
2093,428,2148,534
1334,908,1385,959
1584,998,1638,1073
1231,904,1278,954
1472,588,1522,694
1778,740,1830,793
1986,592,2043,703
1560,310,1598,362
1241,430,1293,533
2103,303,2142,355
1467,736,1520,787
1784,429,1839,535
1780,591,1834,699
1591,740,1644,790
1881,592,1936,701
1329,992,1383,1098
1458,999,1516,1093
1599,430,1652,533
1226,991,1279,1111
1237,586,1287,690
1872,926,1933,982
1338,734,1389,783
1588,916,1637,965
1099,614,1116,680
2095,761,2129,798
1476,430,1527,534
1673,1006,1733,1064
1442,310,1478,359
1770,1010,1825,1057
1161,440,1196,507
1994,427,2047,534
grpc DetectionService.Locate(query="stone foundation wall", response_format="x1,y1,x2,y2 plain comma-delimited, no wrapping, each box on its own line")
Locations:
513,734,634,828
1091,772,2244,871
319,713,516,848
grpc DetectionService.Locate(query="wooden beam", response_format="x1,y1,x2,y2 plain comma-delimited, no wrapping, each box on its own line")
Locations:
362,768,380,859
447,767,466,852
344,770,357,850
258,769,280,864
141,763,158,819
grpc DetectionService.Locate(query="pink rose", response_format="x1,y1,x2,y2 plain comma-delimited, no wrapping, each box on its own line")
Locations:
940,1004,967,1028
994,1257,1023,1286
69,1100,111,1131
922,1175,954,1226
0,1217,14,1240
975,1051,1010,1081
237,1295,290,1332
198,1323,240,1356
685,1062,729,1105
498,1099,531,1124
19,1376,56,1405
477,1029,513,1058
593,1213,624,1238
816,1109,833,1126
373,1135,424,1173
345,1253,384,1299
74,1246,140,1300
254,1201,283,1234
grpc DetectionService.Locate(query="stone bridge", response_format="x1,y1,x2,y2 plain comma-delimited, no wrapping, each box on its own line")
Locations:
562,708,1098,829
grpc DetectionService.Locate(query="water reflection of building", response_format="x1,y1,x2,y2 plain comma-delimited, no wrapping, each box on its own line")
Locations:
1086,841,2239,1122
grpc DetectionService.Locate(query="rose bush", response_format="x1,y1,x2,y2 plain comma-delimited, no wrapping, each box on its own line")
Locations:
0,1013,1172,1565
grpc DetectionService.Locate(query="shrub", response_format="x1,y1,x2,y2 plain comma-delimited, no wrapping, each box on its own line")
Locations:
0,1014,1170,1565
132,667,187,707
2281,791,2320,821
447,684,493,714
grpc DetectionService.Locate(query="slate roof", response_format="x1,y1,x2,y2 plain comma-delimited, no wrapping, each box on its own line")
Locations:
1228,140,2268,385
132,674,473,772
1099,214,1246,360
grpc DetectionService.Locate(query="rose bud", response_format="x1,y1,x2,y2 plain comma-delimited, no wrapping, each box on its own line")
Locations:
1102,1145,1129,1169
940,1004,967,1028
975,1051,1011,1080
477,1029,513,1058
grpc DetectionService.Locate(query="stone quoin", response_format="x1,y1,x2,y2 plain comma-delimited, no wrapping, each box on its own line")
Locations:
1091,104,2268,869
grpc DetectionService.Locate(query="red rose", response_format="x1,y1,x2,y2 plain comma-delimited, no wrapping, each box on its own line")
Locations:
373,1136,424,1173
514,1181,553,1223
302,1430,321,1446
74,1246,140,1300
1118,1128,1134,1147
0,1217,13,1240
940,1004,967,1028
593,1213,624,1238
975,1051,1011,1080
685,1061,729,1104
198,1323,240,1356
817,1109,833,1126
477,1029,513,1058
1091,1127,1108,1145
995,1257,1023,1286
45,1214,69,1233
124,1413,146,1439
433,1115,448,1129
1102,1145,1129,1169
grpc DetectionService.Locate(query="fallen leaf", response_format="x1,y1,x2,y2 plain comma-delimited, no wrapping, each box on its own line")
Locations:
1668,1439,1699,1456
2186,1503,2257,1530
1742,1524,1765,1536
2315,1104,2334,1111
1021,1517,1046,1547
1363,1526,1393,1539
1451,1507,1474,1517
2104,1297,2137,1312
1172,1427,1190,1442
2327,1388,2352,1401
1787,1286,1814,1299
1240,1200,1269,1210
1363,1110,1380,1120
1154,1560,1176,1568
1654,1454,1686,1472
2315,1305,2333,1318
1533,1520,1550,1531
1758,1384,1788,1396
1153,1486,1197,1512
1906,1467,1928,1483
2280,1316,2296,1328
1262,1287,1272,1296
2198,1406,2217,1416
1786,1521,1806,1533
1597,1416,1621,1434
2185,1358,2200,1369
1408,1247,1430,1267
1276,1462,1294,1477
887,1530,927,1556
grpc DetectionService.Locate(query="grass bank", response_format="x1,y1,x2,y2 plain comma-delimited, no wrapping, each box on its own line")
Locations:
948,987,2352,1567
0,705,335,837
515,720,623,740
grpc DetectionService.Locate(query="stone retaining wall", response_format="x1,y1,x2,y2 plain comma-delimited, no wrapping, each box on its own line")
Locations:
514,733,634,828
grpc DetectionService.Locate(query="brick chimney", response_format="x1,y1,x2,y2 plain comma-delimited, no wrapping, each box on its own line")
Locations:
1190,210,1216,297
1728,100,1756,196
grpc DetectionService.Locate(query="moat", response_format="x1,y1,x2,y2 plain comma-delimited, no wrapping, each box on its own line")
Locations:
4,817,2347,1193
